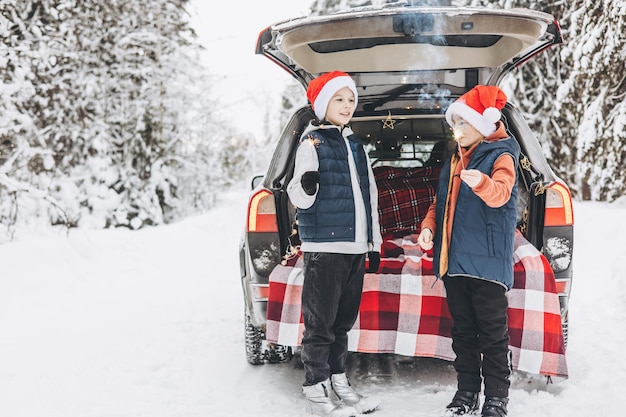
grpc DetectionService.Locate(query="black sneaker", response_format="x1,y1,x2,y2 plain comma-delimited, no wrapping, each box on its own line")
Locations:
481,397,508,417
445,391,480,415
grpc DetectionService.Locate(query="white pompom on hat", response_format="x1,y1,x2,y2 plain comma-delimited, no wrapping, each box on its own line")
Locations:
307,71,358,120
445,85,507,137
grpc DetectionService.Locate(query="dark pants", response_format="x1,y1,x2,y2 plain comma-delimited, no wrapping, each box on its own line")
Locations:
301,252,365,386
443,275,512,398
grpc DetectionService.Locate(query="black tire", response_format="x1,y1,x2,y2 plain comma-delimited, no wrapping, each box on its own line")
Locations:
266,343,293,364
245,314,265,365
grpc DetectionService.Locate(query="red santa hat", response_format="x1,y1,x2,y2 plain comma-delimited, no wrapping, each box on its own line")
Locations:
307,71,358,120
445,85,507,137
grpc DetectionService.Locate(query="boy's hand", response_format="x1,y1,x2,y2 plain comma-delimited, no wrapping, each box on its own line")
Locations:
301,171,320,195
460,169,484,188
365,251,380,273
418,228,433,251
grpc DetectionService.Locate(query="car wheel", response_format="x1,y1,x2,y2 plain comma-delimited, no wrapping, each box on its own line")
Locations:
244,313,265,365
266,343,293,364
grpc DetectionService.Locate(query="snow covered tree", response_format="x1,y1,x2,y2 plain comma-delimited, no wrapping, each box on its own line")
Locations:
0,0,223,239
0,0,74,238
555,0,626,201
96,0,217,226
309,0,370,13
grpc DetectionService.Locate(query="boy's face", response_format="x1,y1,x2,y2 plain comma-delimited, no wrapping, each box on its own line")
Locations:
452,115,484,148
325,87,356,127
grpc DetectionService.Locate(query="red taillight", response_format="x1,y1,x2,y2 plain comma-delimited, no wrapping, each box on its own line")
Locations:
247,189,278,233
251,284,270,301
544,182,574,227
555,279,570,295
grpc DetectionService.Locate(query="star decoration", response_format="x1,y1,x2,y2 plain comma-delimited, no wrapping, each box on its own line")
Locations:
382,112,396,129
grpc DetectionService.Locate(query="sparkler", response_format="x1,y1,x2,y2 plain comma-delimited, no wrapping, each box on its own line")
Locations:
454,128,466,170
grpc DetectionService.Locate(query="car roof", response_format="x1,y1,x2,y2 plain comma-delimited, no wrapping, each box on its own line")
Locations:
256,5,562,99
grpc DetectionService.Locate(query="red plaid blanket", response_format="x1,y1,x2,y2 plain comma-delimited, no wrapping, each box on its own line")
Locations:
374,166,440,236
266,230,568,378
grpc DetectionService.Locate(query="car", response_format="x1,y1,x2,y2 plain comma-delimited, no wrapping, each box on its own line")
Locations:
239,4,573,366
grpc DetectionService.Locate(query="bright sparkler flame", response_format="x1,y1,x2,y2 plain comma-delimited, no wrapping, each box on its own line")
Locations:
455,131,466,170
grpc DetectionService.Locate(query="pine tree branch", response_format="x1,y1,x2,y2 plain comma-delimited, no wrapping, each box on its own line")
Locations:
0,173,70,226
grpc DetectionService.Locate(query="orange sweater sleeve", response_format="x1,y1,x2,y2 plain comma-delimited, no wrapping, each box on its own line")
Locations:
472,154,516,208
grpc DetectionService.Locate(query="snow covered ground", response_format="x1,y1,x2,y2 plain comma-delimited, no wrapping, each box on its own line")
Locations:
1,188,625,417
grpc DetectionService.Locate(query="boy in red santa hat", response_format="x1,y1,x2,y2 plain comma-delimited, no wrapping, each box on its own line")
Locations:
287,71,382,417
418,85,519,417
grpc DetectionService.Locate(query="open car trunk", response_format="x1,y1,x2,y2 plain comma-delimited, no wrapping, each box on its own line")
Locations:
256,5,563,101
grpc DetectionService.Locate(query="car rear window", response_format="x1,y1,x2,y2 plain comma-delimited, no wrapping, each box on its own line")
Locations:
310,34,502,53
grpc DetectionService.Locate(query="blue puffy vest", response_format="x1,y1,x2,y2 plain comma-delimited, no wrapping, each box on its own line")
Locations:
433,138,520,289
296,128,373,243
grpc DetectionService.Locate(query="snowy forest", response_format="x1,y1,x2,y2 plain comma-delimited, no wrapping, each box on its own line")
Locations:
1,0,624,242
0,0,241,241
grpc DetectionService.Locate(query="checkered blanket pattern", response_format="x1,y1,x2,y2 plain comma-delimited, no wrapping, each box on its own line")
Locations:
374,166,441,236
266,230,568,378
